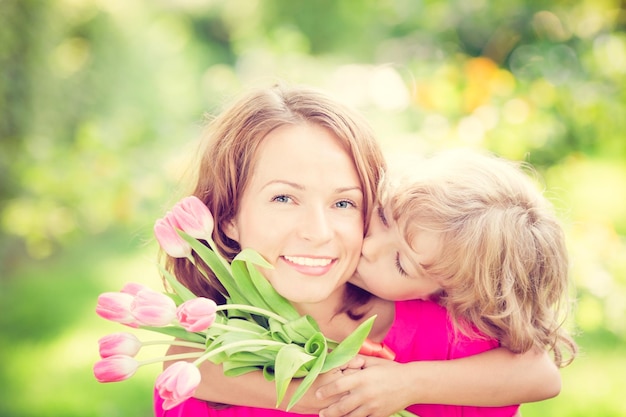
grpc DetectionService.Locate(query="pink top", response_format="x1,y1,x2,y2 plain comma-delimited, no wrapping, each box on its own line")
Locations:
155,299,520,417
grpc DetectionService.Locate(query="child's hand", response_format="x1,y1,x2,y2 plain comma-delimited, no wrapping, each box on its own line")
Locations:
338,355,366,373
316,355,412,417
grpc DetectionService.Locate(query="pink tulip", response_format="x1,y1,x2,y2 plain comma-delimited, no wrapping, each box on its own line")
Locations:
93,355,139,382
121,282,149,296
130,289,177,327
155,361,201,410
170,196,215,240
98,332,143,358
96,292,138,325
154,216,192,258
176,298,218,332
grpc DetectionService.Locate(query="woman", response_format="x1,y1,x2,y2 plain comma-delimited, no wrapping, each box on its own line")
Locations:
155,83,560,417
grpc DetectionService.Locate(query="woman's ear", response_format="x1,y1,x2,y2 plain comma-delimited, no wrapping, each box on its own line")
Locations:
222,218,240,242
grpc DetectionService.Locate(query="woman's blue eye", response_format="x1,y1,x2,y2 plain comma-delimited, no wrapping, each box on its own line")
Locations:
336,200,355,209
272,195,291,203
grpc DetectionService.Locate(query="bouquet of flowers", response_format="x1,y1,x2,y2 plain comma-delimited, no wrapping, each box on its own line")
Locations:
93,196,397,411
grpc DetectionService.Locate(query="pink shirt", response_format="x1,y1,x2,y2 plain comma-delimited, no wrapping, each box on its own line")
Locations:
155,300,519,417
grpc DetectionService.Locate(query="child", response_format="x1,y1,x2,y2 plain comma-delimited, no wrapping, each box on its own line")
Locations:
317,148,578,417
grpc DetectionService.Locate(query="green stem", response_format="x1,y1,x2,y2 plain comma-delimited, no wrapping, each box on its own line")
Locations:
138,352,204,367
211,322,262,335
186,237,233,280
141,340,206,349
192,339,285,366
206,236,234,274
216,304,288,324
186,255,209,279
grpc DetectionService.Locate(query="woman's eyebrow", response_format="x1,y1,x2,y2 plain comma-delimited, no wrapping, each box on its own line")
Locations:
262,181,362,194
336,186,363,194
261,180,304,190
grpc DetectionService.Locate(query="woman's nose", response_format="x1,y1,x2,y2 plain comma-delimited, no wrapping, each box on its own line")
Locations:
298,206,333,243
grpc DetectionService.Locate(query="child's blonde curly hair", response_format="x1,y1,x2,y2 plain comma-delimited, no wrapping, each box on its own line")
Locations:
385,148,577,367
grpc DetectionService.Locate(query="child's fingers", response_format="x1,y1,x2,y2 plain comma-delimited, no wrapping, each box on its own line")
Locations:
340,367,360,376
339,354,366,371
316,371,358,400
318,395,365,417
320,396,390,417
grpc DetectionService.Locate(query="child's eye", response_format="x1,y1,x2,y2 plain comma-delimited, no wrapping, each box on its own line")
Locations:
271,195,292,203
395,254,408,277
377,206,389,227
335,199,356,209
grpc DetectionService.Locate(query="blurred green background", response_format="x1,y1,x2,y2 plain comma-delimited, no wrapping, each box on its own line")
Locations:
1,0,624,416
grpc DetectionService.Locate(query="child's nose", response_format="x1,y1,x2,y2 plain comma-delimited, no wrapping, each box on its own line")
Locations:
361,233,378,261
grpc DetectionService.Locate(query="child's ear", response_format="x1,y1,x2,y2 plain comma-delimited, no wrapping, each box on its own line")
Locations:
222,219,240,242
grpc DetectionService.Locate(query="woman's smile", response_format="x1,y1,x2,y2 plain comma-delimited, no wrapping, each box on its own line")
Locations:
281,255,337,276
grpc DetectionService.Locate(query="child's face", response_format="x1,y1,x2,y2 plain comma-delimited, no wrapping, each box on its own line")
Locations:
351,204,443,301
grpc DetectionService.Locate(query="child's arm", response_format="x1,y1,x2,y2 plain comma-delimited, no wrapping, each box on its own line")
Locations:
316,348,560,417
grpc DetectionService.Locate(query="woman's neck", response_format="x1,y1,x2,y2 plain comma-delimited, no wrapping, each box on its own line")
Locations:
290,288,395,342
291,287,346,327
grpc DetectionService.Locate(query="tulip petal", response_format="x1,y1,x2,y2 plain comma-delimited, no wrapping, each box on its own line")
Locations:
175,196,215,240
176,298,218,332
155,362,201,410
131,289,177,327
93,355,139,382
98,332,143,358
154,216,192,258
96,292,136,324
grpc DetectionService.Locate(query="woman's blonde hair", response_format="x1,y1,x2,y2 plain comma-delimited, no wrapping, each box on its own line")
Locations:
167,83,386,315
387,149,577,367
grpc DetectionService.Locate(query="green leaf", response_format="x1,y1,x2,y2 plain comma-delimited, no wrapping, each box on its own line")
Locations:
286,338,327,410
210,329,269,348
262,364,276,381
223,317,270,334
233,247,273,269
229,259,274,311
268,318,292,343
223,363,263,377
303,331,327,356
221,350,278,376
165,291,184,306
243,260,300,321
227,350,279,364
179,232,247,303
157,264,196,302
273,345,316,407
321,315,376,372
279,315,320,344
234,249,299,320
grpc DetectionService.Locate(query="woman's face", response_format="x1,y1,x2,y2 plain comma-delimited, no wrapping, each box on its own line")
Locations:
225,123,364,306
351,203,443,301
